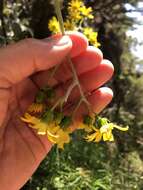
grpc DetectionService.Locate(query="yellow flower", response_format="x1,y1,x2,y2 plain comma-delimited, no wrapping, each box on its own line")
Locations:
85,124,129,142
68,0,83,21
68,0,83,10
80,6,94,19
28,103,45,113
85,128,102,142
64,20,75,31
21,113,40,125
48,16,60,34
48,128,70,149
83,27,101,47
21,113,71,149
21,113,47,135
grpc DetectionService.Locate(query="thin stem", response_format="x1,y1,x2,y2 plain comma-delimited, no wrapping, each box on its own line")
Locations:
47,64,60,84
51,97,63,111
54,0,91,113
51,80,76,110
67,57,91,111
64,80,76,102
55,0,65,35
72,98,82,117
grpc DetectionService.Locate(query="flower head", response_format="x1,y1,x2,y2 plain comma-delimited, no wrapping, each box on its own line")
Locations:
80,115,129,143
64,20,75,31
48,16,60,34
68,0,83,21
85,122,129,142
80,6,94,19
83,27,101,47
21,112,71,149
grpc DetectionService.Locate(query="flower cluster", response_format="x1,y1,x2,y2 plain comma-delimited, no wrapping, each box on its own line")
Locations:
48,0,100,48
21,86,128,149
67,0,93,21
21,86,73,149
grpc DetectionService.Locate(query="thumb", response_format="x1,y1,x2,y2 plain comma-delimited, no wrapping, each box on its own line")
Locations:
0,35,72,88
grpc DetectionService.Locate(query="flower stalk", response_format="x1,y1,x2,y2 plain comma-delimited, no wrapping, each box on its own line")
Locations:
54,0,91,113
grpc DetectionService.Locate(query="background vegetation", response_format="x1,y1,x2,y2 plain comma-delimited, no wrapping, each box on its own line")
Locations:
0,0,143,189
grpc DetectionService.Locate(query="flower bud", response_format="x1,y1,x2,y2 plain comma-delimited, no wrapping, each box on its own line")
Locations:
60,116,72,128
54,112,64,124
35,90,46,103
41,109,54,123
83,115,93,126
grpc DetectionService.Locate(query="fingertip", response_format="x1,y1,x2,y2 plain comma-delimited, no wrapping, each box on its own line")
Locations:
101,59,114,76
70,87,113,120
87,46,103,60
51,35,72,59
66,31,88,57
98,87,113,100
89,87,113,113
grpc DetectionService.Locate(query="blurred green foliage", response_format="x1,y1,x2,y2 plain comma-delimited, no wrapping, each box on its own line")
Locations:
0,0,143,189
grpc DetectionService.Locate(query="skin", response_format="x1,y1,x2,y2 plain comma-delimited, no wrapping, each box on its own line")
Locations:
0,32,114,190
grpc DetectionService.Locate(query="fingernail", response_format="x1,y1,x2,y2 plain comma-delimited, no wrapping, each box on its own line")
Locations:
56,35,71,46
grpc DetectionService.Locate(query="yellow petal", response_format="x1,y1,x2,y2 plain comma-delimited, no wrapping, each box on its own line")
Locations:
106,130,112,139
103,133,108,141
57,133,70,149
48,125,60,134
94,132,102,142
85,133,97,142
47,130,59,138
37,126,47,135
113,125,129,131
21,113,39,124
109,133,114,141
57,129,70,143
47,134,58,144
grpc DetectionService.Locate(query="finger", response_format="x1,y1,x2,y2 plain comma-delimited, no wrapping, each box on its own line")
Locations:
31,46,103,87
0,32,88,88
54,46,103,82
76,59,114,94
70,87,113,121
61,31,89,57
0,36,71,88
55,59,114,101
43,31,88,58
87,87,113,113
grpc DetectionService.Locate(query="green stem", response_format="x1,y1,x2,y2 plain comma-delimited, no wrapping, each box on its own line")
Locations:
55,0,65,35
54,0,91,112
47,64,60,84
67,57,91,111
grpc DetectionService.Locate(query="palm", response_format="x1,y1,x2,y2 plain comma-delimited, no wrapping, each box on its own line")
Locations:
0,77,53,189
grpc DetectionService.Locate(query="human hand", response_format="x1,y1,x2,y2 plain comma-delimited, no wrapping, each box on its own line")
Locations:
0,32,113,189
